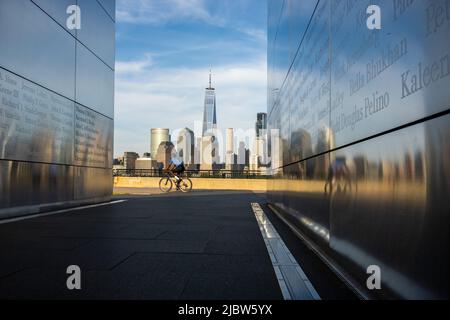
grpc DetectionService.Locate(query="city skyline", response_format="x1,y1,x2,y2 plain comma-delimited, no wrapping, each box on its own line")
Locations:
115,107,268,170
115,68,267,158
114,0,267,157
116,69,267,165
118,116,265,167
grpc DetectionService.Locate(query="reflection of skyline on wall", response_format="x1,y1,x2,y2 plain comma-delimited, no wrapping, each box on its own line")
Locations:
0,0,115,217
267,0,450,299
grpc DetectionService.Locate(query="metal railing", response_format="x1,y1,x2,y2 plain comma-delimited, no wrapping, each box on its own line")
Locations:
113,169,269,179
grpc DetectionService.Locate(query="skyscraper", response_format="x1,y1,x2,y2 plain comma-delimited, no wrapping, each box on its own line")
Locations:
226,128,234,155
156,141,174,169
201,71,219,169
237,141,247,167
150,128,170,159
202,71,217,136
256,112,267,138
194,137,202,165
254,112,268,167
225,128,235,167
177,128,195,165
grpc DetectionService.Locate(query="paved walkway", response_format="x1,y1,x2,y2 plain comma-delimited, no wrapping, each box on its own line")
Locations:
113,187,165,196
0,191,282,299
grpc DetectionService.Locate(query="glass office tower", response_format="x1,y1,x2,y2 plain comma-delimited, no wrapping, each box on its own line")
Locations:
267,0,449,299
256,112,267,138
201,71,219,168
0,0,115,218
202,72,217,136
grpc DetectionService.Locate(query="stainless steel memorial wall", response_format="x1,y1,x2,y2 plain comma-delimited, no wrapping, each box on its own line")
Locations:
0,0,115,218
267,0,449,299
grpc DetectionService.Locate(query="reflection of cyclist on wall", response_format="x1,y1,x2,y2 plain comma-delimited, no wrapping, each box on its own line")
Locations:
164,156,185,190
325,156,352,196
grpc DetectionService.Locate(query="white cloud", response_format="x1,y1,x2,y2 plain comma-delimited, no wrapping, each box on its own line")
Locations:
114,57,267,157
115,54,153,75
116,0,265,42
237,27,267,42
116,0,223,26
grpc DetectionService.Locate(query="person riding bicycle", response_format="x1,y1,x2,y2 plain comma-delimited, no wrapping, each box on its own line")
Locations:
164,156,185,189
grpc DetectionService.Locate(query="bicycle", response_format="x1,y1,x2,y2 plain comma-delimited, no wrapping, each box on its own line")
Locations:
158,171,193,193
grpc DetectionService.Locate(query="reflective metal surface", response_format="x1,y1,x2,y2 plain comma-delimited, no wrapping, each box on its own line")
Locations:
267,0,450,299
287,0,331,164
74,104,113,168
31,0,78,36
0,159,74,210
329,115,450,299
330,0,450,147
268,154,331,243
97,0,116,21
0,0,115,217
0,68,74,165
0,0,76,100
76,42,115,118
74,166,113,200
77,0,116,68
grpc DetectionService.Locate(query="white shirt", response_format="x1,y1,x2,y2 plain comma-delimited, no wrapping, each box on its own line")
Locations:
170,158,182,166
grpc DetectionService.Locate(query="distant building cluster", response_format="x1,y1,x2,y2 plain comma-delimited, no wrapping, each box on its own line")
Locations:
114,72,269,173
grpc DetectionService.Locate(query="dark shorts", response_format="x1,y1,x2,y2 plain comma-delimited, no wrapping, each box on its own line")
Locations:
173,165,185,174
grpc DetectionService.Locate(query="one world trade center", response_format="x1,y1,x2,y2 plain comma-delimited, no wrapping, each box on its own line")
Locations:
202,71,217,136
201,71,219,168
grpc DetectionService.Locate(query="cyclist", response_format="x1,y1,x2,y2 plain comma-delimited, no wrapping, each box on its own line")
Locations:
164,156,185,189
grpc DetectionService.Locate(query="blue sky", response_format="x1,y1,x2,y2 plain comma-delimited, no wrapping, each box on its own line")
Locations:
114,0,267,157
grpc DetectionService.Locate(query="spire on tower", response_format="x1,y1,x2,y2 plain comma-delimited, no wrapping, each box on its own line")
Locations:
209,69,212,89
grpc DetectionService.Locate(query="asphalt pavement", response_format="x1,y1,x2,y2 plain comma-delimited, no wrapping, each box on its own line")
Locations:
0,190,355,300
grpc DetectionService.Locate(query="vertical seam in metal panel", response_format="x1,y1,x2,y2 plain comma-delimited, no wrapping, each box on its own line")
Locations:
328,0,333,238
74,0,78,200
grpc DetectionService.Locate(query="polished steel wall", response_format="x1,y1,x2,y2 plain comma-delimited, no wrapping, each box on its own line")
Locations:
0,0,115,217
267,0,450,299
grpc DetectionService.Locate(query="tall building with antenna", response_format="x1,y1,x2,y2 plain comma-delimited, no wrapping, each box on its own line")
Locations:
201,70,220,169
202,70,217,136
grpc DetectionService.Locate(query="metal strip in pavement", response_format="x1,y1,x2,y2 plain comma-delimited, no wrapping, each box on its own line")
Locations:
267,203,368,300
251,202,321,300
0,200,127,225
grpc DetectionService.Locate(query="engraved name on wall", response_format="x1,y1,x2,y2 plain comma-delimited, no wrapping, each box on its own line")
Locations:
0,68,113,168
0,68,74,164
74,104,113,168
269,0,450,162
330,0,450,146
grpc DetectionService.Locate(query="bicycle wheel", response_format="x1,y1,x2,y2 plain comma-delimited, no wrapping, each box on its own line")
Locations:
159,177,173,192
179,178,193,193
